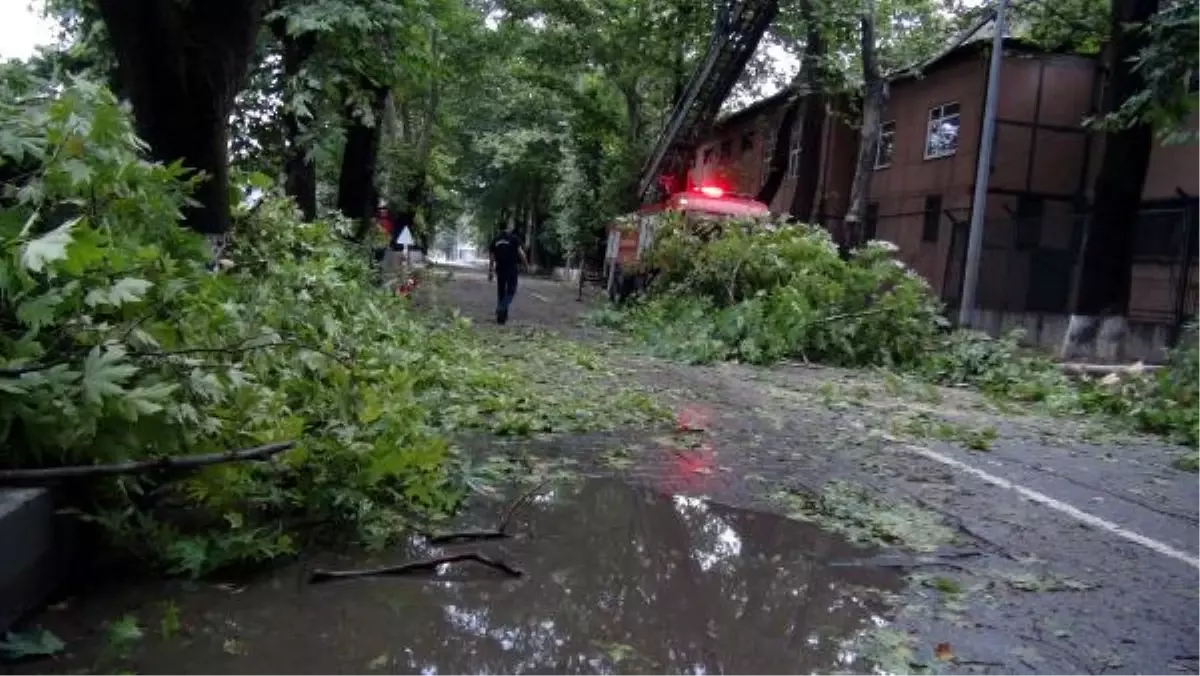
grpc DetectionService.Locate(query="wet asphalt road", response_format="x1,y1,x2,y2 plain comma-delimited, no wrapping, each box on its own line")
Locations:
13,264,1195,675
429,264,1200,675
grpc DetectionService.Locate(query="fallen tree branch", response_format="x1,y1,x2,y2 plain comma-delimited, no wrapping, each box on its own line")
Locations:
1059,362,1162,377
0,441,295,483
425,479,549,545
308,552,523,583
811,307,891,325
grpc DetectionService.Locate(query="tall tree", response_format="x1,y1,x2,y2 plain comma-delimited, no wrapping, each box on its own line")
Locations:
270,18,319,221
1062,0,1164,359
840,1,883,248
94,0,269,235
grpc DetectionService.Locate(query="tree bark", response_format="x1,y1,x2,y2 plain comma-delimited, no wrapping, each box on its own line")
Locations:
270,19,318,222
96,0,268,235
1061,0,1160,360
786,13,826,221
391,29,441,248
1070,0,1160,313
755,95,801,207
340,81,390,240
842,4,884,250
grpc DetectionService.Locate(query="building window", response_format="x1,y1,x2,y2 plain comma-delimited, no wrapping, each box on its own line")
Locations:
719,139,732,161
922,195,942,242
865,202,879,241
924,102,960,160
875,121,896,169
786,134,802,179
761,128,776,186
741,130,755,152
1014,195,1044,250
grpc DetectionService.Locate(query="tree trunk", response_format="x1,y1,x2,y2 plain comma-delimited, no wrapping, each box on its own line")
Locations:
527,186,540,269
842,5,884,251
340,82,390,240
96,0,267,235
270,19,318,221
1062,0,1160,361
786,14,826,221
755,97,801,206
390,28,441,247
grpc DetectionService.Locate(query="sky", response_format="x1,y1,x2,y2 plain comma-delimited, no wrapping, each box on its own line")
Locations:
0,1,55,60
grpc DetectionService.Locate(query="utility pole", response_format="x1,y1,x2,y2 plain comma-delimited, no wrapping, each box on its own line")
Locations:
958,0,1008,327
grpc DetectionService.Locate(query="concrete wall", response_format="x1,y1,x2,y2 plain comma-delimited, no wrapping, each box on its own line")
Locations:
974,309,1177,362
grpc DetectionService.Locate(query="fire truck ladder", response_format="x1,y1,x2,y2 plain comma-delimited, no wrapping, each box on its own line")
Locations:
635,0,779,204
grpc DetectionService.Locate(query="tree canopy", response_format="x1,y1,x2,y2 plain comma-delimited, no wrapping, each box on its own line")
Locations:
13,0,1195,259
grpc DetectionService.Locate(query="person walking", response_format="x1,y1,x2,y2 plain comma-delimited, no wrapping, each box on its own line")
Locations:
488,223,528,325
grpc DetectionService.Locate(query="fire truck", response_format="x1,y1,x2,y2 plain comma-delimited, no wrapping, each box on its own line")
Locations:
603,184,770,300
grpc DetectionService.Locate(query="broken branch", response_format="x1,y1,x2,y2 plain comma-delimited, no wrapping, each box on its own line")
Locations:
0,441,296,483
425,479,549,545
308,552,523,583
1059,362,1161,377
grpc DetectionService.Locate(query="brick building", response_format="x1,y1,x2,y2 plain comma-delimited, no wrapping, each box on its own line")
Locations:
686,37,1198,358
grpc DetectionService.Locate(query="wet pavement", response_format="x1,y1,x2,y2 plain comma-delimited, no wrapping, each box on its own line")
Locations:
10,266,1198,675
18,479,902,674
420,266,1200,675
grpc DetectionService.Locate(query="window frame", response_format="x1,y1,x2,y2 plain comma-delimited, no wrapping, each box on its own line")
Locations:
874,120,896,169
923,102,961,161
760,127,777,186
786,134,802,179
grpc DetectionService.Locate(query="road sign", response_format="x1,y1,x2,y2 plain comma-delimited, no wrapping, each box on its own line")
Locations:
395,226,414,247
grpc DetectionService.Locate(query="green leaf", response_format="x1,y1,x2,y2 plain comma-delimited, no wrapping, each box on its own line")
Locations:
61,158,92,186
81,346,139,405
84,277,154,308
0,629,66,660
20,217,79,273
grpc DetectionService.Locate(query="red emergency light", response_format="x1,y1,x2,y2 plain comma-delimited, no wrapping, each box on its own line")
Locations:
697,185,725,198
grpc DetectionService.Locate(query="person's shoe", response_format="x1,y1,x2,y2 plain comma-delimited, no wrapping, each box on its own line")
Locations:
497,309,508,325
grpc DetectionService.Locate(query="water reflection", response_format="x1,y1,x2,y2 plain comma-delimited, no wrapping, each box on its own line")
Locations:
39,479,903,675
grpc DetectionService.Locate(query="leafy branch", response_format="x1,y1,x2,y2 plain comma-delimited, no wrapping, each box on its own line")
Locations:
0,339,353,378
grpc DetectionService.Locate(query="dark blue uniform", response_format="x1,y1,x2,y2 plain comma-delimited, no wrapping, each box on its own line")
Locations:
490,231,523,324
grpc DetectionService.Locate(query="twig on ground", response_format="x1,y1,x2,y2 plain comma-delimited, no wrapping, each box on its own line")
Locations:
426,479,549,545
0,441,295,483
308,552,524,583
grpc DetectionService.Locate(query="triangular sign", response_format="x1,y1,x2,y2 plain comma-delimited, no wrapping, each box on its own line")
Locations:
395,226,414,246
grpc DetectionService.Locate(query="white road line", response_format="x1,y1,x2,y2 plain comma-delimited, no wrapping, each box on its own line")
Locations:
529,292,551,303
904,444,1200,570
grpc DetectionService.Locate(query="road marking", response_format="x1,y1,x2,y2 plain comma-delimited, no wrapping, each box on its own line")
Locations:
529,292,551,303
904,444,1200,570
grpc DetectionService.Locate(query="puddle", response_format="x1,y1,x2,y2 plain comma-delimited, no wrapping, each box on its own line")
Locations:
20,479,903,674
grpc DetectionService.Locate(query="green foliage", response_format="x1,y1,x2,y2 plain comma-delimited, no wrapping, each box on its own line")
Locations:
0,69,664,577
922,327,1199,446
1096,0,1199,143
597,220,1198,446
600,217,946,367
